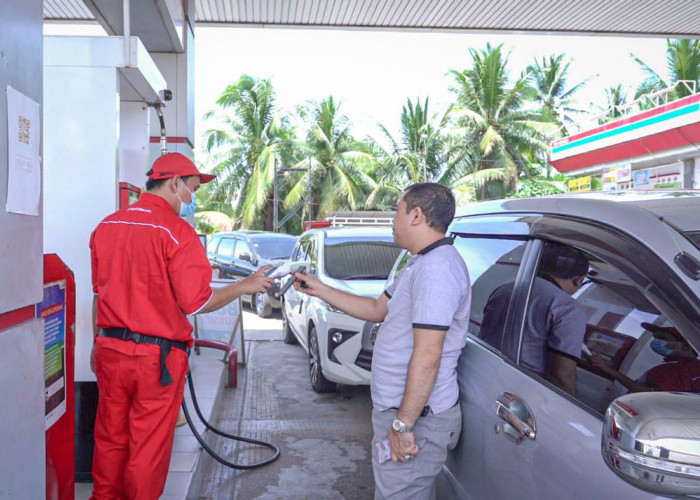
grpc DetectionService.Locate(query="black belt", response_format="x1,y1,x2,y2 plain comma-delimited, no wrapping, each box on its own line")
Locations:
390,405,432,417
100,328,188,386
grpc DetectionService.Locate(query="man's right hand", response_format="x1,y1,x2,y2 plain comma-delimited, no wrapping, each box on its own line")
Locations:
240,266,275,295
291,271,325,297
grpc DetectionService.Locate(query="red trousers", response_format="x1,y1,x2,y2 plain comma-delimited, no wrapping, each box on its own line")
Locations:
91,336,188,500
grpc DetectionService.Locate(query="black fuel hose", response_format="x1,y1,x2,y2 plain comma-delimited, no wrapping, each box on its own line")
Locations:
181,370,281,469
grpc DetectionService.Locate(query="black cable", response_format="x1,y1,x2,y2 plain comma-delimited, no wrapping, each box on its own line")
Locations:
181,370,281,470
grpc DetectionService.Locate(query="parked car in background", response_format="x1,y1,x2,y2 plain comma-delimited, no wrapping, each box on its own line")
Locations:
282,226,403,392
207,230,297,317
424,191,700,499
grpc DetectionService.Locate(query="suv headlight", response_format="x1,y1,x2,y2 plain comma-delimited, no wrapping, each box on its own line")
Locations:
326,303,345,314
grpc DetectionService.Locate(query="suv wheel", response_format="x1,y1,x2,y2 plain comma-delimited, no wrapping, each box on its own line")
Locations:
309,326,335,393
254,292,272,318
282,305,297,345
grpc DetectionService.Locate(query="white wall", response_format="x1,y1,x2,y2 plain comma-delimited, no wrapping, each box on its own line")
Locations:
44,65,120,382
120,101,150,188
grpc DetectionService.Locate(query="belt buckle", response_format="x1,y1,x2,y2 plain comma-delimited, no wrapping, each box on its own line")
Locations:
128,331,141,342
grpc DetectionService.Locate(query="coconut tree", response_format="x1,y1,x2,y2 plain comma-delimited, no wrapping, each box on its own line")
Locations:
283,96,376,220
448,43,557,199
526,53,592,134
601,84,630,123
366,97,449,208
632,39,700,106
201,75,294,229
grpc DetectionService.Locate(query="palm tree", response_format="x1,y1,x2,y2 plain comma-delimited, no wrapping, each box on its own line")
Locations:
367,97,448,208
201,75,294,229
284,96,376,220
448,43,557,199
526,53,592,134
601,84,629,123
632,39,700,106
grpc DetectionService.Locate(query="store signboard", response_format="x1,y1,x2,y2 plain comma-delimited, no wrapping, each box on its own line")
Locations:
568,176,592,192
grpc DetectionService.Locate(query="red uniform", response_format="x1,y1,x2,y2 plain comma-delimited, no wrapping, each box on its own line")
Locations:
640,358,700,392
89,193,212,499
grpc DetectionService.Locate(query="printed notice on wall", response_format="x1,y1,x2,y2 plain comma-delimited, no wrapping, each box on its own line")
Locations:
37,280,67,430
6,85,40,216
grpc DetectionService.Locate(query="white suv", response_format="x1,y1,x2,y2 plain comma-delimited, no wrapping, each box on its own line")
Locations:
282,226,402,393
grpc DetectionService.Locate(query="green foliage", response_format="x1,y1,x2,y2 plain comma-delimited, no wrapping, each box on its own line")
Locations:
507,177,567,199
447,43,558,199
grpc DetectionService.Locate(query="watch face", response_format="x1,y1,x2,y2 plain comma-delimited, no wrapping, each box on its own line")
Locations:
392,418,401,431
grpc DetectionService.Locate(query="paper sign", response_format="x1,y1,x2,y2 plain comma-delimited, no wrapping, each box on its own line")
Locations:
6,86,41,215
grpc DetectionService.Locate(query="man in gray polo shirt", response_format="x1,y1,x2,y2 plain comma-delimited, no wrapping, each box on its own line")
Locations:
292,183,471,499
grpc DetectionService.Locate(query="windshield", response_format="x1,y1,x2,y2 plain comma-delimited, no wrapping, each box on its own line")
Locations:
324,241,402,280
251,237,297,260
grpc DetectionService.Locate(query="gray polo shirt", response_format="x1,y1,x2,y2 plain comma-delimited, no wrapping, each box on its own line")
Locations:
371,238,471,414
480,276,586,375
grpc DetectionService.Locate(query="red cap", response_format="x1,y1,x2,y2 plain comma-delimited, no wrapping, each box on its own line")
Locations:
147,153,215,184
641,322,683,341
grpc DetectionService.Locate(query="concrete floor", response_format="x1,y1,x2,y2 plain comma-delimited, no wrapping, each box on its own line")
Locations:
187,310,375,499
75,308,375,499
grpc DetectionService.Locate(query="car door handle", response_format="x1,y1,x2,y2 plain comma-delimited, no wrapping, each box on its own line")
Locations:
493,392,536,443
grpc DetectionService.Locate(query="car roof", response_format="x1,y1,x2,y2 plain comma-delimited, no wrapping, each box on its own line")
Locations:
212,230,297,239
306,226,394,238
454,190,700,233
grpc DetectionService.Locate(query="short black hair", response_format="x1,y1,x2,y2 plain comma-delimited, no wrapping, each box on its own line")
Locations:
145,174,194,191
402,183,455,233
539,242,590,279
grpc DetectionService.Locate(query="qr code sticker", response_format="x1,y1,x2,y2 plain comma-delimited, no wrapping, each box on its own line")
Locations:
18,115,30,145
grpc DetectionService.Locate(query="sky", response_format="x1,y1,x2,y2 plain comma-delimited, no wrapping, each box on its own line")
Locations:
44,23,671,157
194,27,670,155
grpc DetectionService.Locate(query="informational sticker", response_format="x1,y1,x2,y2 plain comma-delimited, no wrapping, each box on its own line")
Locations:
37,280,67,430
616,164,632,183
6,85,41,215
602,166,617,191
633,169,650,187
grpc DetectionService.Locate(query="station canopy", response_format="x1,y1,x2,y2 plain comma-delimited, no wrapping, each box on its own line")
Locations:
44,0,700,37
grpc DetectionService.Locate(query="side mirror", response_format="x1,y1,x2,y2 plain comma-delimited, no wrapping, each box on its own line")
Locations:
240,253,255,265
602,392,700,496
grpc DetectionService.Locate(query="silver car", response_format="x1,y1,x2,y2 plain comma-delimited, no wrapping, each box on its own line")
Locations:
426,191,700,499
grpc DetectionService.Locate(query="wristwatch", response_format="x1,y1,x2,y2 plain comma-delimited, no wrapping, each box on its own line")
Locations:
392,417,413,433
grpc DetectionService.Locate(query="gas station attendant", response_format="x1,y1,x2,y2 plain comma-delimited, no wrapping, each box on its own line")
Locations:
88,153,273,499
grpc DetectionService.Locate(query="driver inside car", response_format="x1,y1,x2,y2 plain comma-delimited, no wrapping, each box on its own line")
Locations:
591,322,700,393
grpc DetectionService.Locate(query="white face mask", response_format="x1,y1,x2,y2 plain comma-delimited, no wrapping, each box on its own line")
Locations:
177,182,197,217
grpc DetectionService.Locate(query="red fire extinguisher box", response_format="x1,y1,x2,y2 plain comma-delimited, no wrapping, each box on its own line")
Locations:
42,254,75,500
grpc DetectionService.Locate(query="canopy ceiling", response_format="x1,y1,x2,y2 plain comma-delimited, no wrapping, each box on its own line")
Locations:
44,0,700,38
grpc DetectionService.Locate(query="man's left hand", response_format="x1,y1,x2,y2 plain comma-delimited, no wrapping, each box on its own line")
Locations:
388,428,419,463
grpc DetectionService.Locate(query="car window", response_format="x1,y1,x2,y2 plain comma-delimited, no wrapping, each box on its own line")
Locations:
685,230,700,251
572,257,698,413
215,238,235,262
452,236,527,348
307,237,318,273
388,251,411,284
233,240,253,260
206,236,220,260
324,241,402,280
501,240,700,414
250,237,296,260
296,237,312,262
